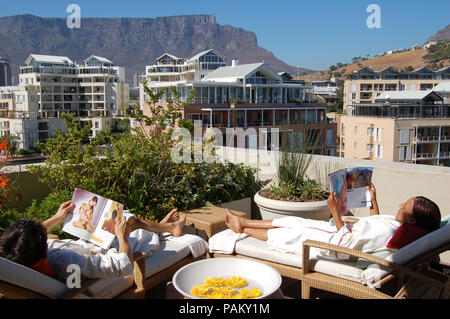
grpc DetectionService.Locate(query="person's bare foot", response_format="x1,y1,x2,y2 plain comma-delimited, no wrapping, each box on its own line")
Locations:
225,209,245,233
160,209,179,224
170,213,186,237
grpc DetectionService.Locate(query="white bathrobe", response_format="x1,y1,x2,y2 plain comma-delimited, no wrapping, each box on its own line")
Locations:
267,215,401,260
46,228,159,282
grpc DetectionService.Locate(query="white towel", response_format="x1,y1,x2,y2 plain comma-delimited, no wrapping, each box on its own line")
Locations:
160,233,209,258
208,229,248,254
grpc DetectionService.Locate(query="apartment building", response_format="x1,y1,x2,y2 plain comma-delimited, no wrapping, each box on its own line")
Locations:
0,57,12,87
0,55,129,151
338,89,450,166
140,49,336,154
344,66,450,114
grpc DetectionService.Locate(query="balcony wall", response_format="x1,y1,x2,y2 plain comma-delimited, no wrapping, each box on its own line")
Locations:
213,146,450,219
4,148,450,260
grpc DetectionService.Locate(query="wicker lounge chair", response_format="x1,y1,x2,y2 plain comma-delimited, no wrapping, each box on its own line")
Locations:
0,239,204,299
213,216,450,299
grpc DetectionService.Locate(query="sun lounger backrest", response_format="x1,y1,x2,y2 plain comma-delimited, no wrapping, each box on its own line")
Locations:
389,216,450,265
361,216,450,287
0,257,68,298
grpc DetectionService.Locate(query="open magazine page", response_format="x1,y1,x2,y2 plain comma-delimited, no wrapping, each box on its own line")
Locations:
328,169,348,216
62,189,123,250
346,167,373,209
92,200,124,250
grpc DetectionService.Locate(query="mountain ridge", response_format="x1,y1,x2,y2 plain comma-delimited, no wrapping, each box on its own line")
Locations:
0,14,314,84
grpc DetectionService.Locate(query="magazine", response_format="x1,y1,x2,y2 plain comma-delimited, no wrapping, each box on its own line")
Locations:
328,167,373,216
62,188,124,250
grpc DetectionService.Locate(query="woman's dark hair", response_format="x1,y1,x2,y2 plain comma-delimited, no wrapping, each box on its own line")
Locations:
0,220,48,266
111,209,118,220
90,196,98,204
413,196,441,231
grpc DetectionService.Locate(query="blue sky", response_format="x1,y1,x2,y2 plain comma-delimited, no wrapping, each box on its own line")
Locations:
0,0,448,71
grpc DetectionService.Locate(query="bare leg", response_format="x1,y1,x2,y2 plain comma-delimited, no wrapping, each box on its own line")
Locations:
243,228,269,241
225,209,274,234
128,213,186,237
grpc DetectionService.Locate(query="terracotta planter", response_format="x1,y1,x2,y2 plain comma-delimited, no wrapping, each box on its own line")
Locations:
254,191,330,221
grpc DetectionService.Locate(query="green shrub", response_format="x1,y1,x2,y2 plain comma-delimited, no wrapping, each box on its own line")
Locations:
27,85,264,222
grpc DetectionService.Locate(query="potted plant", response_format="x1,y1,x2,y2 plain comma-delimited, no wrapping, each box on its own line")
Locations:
254,128,330,221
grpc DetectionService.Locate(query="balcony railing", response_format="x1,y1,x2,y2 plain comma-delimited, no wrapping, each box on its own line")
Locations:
415,152,450,160
415,136,450,143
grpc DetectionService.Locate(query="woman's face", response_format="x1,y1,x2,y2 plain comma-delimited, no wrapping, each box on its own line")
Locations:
395,197,416,224
88,200,97,208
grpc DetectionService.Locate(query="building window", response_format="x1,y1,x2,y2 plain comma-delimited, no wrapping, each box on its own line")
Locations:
326,130,333,146
367,144,373,152
367,127,374,136
376,144,383,159
354,126,358,134
374,128,382,142
400,129,410,144
354,141,358,149
351,93,356,100
399,146,412,161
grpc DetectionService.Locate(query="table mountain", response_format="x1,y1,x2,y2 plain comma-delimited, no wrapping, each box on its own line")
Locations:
426,24,450,44
0,14,313,84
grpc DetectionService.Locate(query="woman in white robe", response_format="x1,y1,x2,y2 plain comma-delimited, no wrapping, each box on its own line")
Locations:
225,184,441,259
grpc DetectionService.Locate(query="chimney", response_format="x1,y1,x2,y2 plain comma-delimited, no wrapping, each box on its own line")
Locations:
232,59,239,67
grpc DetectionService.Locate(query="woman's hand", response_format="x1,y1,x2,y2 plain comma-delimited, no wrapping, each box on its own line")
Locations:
367,183,377,202
55,200,75,222
115,216,133,263
368,183,380,215
327,192,344,231
115,216,129,240
327,192,339,213
43,201,75,233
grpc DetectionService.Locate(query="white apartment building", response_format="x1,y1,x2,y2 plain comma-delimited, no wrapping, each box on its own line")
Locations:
0,55,130,151
338,89,450,167
140,49,336,154
344,66,450,114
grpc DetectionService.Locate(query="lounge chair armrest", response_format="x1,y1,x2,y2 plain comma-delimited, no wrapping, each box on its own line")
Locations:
57,278,101,299
302,240,392,274
132,252,146,293
302,240,448,290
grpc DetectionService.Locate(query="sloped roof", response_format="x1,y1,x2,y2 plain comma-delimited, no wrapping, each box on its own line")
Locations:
411,66,433,73
432,82,450,92
156,53,181,61
436,66,450,73
84,55,113,64
375,90,442,101
203,63,268,81
376,66,399,73
188,49,226,62
27,54,74,65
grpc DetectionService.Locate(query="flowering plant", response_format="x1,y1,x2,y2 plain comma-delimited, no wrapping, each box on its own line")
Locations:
0,138,11,212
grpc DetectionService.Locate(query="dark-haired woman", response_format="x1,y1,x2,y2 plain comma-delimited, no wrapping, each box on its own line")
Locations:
224,184,441,259
0,201,186,282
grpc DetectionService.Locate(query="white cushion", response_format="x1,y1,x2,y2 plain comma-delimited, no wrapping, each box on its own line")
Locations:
0,257,70,299
87,240,191,299
235,222,450,286
235,237,364,283
1,240,193,299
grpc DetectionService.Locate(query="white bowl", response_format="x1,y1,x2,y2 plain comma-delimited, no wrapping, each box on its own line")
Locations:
172,258,282,299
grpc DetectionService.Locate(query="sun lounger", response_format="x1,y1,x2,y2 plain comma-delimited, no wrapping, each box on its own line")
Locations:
212,216,450,299
0,238,205,299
